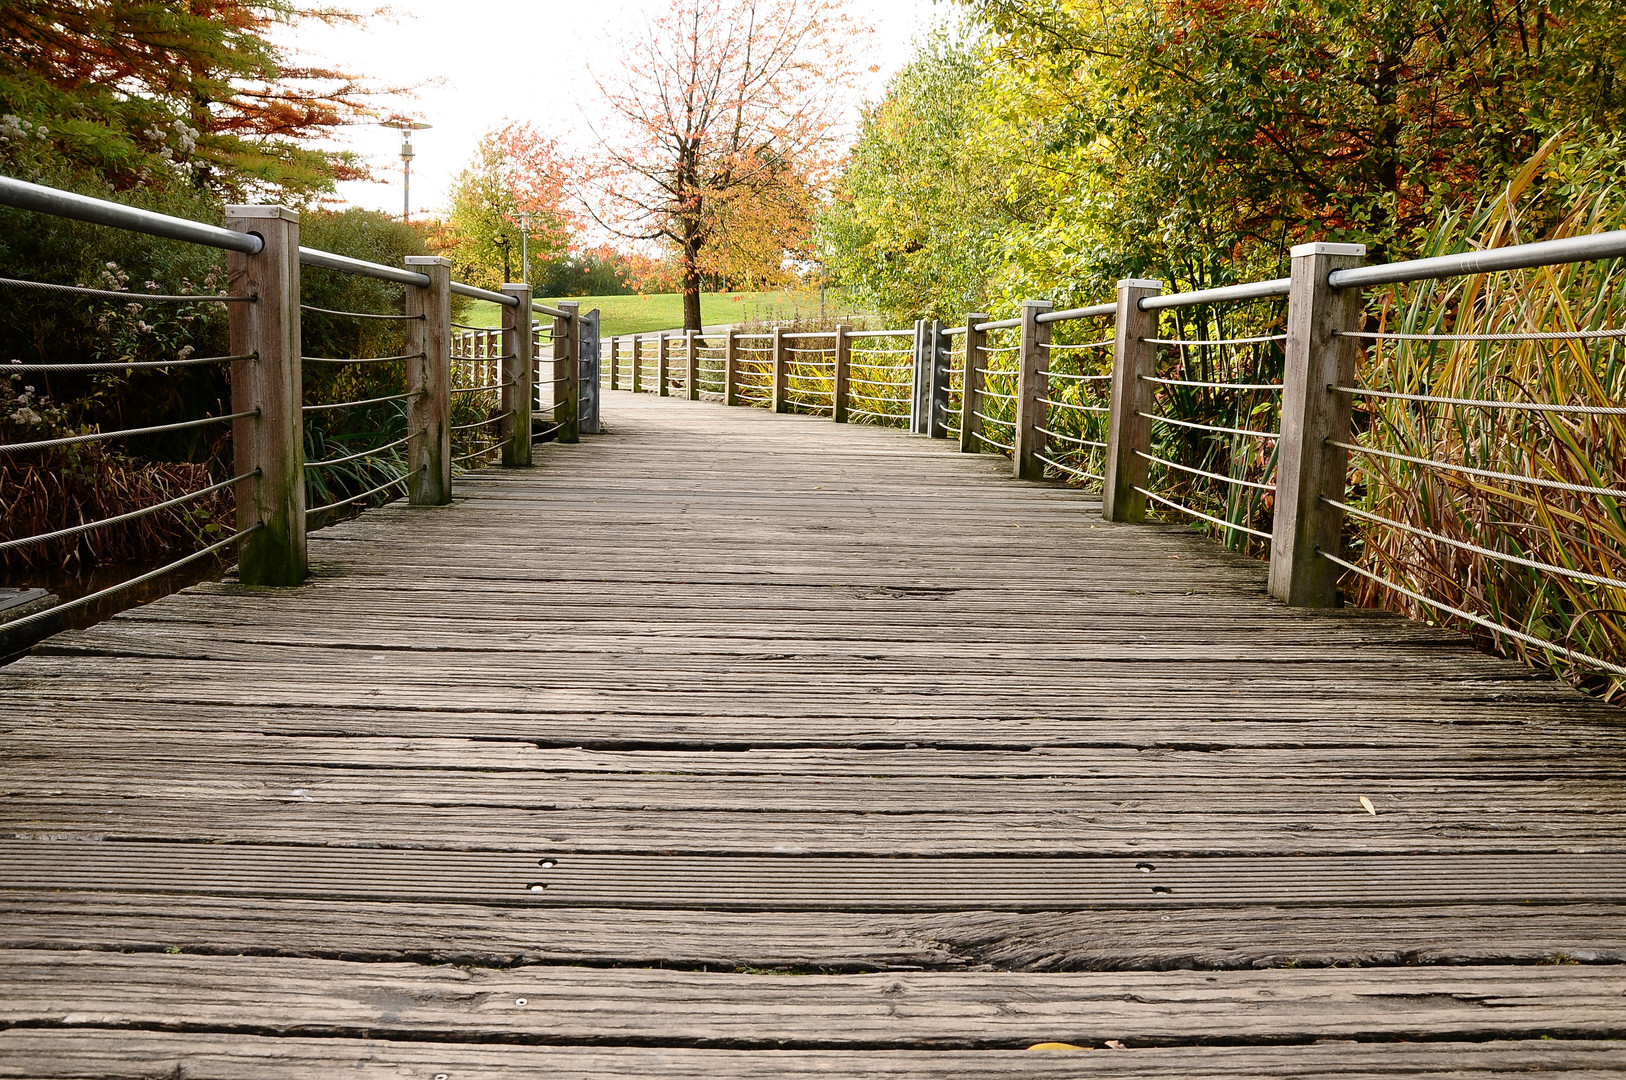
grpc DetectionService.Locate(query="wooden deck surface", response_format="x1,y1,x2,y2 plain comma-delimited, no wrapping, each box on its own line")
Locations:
3,391,1626,1077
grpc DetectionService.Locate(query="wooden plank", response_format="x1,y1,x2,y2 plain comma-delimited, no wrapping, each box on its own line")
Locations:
5,843,1626,908
3,951,1623,1046
5,1030,1624,1080
2,893,1621,970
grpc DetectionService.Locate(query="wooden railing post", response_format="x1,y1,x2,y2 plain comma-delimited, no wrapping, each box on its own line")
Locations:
959,313,988,454
554,301,581,444
657,332,671,397
607,336,619,392
1013,299,1053,479
685,330,700,401
630,334,642,394
724,328,740,406
578,308,601,434
1270,242,1368,607
404,255,452,505
500,283,532,467
927,318,951,438
832,326,851,423
225,205,305,586
771,325,789,413
1101,278,1163,521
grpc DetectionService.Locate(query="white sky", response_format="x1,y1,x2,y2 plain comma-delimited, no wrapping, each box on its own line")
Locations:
291,0,950,219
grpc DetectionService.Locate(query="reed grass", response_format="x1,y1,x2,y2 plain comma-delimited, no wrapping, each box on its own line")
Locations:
1351,146,1626,697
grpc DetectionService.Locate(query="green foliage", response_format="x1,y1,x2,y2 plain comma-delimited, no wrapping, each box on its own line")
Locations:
0,0,371,200
817,28,1007,323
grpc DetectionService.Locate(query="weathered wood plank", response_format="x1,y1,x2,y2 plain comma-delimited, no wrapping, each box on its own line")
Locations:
4,1031,1624,1080
3,951,1624,1046
2,894,1621,971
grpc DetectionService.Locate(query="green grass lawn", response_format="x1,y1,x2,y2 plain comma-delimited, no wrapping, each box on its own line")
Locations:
459,288,868,337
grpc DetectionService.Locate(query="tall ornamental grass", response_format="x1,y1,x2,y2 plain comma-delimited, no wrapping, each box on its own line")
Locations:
1351,150,1626,698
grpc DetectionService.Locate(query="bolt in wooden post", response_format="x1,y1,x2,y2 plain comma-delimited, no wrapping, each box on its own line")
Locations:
225,206,305,587
1012,300,1053,479
404,255,452,505
724,328,741,406
554,301,580,444
832,326,852,423
685,330,700,401
959,313,989,454
1101,278,1164,521
1270,242,1368,607
657,332,671,397
771,326,789,413
500,284,533,467
927,319,952,438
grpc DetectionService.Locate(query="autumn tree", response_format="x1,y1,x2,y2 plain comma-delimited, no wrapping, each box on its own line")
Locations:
439,123,577,291
586,0,866,330
0,0,387,198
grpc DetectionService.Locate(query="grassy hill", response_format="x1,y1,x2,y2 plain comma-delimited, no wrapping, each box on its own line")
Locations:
459,288,868,337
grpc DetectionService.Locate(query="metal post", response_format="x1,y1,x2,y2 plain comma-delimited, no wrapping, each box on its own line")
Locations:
724,328,740,406
685,330,700,401
226,205,305,586
959,313,989,454
404,255,452,505
657,332,671,397
500,284,532,466
927,319,951,438
1013,299,1053,479
771,325,789,413
551,302,580,444
917,318,930,435
629,334,642,394
578,308,601,435
832,326,851,423
1270,242,1368,607
1101,279,1163,521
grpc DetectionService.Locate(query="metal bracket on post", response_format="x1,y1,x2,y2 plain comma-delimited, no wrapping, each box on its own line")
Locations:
685,330,700,401
657,332,671,397
500,284,532,466
1101,279,1163,521
404,255,452,505
832,326,851,423
1270,242,1368,607
578,308,601,434
226,205,305,586
771,326,789,413
927,319,951,438
724,328,740,406
1013,299,1053,479
959,313,988,453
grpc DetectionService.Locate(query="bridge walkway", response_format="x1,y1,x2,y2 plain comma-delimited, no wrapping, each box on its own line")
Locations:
1,392,1625,1077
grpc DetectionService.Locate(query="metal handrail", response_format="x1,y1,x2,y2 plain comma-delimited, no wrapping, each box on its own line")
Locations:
1330,229,1626,290
0,175,261,254
299,247,430,288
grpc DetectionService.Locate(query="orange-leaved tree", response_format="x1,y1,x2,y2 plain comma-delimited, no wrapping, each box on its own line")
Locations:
585,0,866,330
438,122,579,291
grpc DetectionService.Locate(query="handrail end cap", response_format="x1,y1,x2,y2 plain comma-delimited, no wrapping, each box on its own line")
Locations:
1290,242,1366,258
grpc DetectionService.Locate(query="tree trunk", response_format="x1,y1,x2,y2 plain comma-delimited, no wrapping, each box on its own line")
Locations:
681,235,703,333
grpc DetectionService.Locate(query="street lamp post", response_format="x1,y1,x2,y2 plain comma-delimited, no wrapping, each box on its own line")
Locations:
382,120,433,222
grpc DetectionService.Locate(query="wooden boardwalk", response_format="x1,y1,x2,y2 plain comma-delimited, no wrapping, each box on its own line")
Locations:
3,392,1626,1077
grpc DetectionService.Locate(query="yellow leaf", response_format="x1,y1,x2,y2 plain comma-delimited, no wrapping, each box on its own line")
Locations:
1359,796,1376,816
1027,1042,1089,1051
